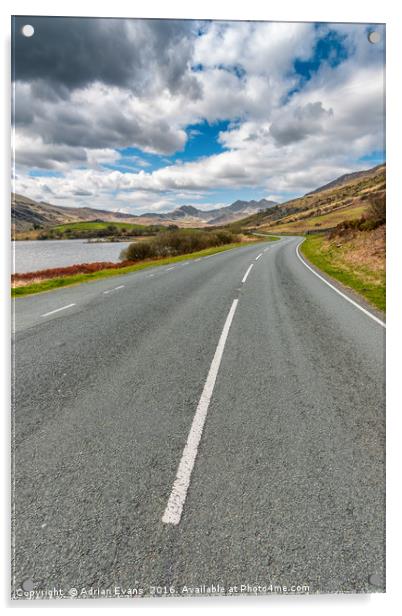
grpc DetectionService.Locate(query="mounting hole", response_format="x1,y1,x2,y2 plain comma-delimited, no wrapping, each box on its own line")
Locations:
21,24,35,38
22,578,34,591
368,31,380,44
368,573,382,587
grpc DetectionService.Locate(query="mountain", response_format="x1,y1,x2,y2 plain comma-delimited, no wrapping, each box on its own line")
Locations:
166,198,277,224
11,193,137,231
11,194,277,232
239,164,385,234
305,164,385,195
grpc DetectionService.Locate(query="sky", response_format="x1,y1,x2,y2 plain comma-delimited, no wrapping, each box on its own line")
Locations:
12,17,385,214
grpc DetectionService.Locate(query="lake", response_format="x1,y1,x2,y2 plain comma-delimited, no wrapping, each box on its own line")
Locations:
12,239,133,274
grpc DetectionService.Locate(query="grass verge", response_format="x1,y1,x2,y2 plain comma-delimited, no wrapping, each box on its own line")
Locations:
300,234,385,312
12,241,257,298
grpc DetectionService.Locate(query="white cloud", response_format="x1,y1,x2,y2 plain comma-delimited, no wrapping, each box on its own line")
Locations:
12,20,385,211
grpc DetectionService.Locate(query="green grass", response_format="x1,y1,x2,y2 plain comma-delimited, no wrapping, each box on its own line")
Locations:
300,235,385,312
12,240,261,298
52,221,149,232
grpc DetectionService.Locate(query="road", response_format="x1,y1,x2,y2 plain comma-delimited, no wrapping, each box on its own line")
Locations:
12,237,385,597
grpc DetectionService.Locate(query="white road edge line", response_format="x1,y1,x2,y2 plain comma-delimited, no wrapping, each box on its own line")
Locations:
241,263,254,284
255,253,263,261
162,298,239,525
41,303,76,318
296,240,385,328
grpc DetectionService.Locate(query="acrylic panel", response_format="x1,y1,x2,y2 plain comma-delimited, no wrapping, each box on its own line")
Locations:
11,16,386,600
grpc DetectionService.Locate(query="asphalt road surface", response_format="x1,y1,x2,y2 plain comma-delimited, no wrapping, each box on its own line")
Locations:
12,237,385,598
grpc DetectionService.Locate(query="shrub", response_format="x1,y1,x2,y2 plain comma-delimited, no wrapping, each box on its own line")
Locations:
120,228,239,262
120,242,155,261
214,229,235,244
367,193,386,225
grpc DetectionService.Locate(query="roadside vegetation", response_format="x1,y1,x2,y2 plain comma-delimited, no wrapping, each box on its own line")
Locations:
120,228,239,260
300,194,385,311
34,220,167,240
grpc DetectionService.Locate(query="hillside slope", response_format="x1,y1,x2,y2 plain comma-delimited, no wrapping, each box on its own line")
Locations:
12,194,137,232
242,164,385,234
306,164,384,195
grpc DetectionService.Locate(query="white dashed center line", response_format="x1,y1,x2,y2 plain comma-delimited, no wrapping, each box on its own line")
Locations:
255,253,263,261
41,303,76,318
104,284,125,294
162,298,239,525
241,263,254,284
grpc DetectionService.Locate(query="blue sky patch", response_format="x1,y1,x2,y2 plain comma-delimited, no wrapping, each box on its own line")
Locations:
105,148,168,174
28,170,64,178
286,28,349,101
358,150,385,165
174,120,230,162
103,122,231,174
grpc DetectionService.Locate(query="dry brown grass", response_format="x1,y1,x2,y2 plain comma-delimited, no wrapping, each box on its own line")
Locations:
261,203,368,234
13,276,45,288
325,225,385,274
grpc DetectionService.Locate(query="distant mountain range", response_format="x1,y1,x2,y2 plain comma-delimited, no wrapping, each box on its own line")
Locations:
11,194,277,232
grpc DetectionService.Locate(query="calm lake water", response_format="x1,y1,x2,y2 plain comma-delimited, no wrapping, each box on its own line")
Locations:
12,239,132,274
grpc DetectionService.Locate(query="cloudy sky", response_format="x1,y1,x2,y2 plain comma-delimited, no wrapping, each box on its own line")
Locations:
12,17,385,214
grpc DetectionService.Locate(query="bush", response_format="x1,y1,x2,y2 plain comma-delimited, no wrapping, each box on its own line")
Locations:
120,242,155,261
367,193,386,225
120,228,239,262
214,229,236,244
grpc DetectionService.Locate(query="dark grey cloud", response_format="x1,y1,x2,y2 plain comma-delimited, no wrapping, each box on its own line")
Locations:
13,81,187,162
42,107,186,153
270,102,333,145
12,17,200,96
12,17,199,162
15,141,88,169
73,190,93,197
